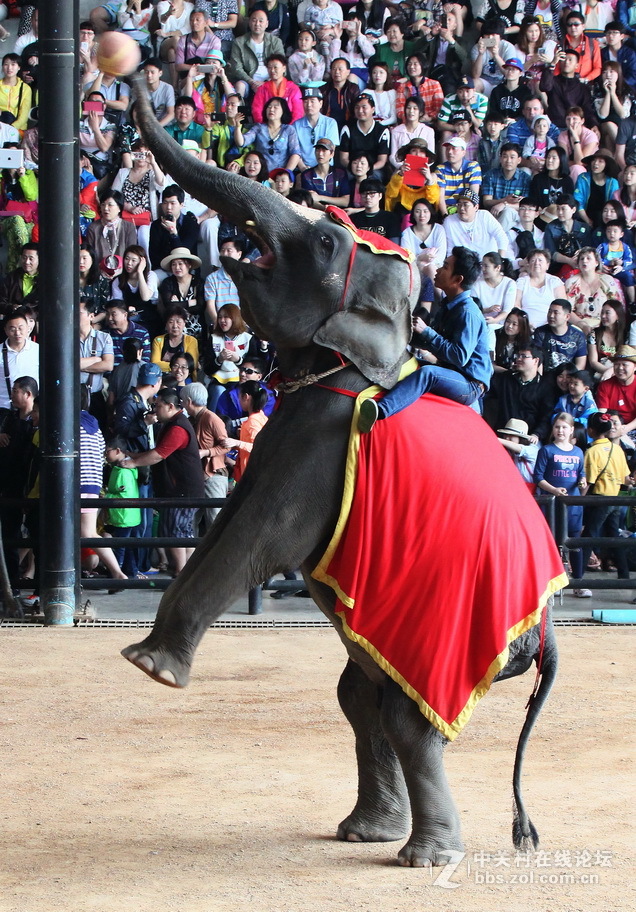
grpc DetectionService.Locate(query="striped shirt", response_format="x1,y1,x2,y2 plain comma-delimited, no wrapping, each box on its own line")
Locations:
438,92,488,124
204,266,240,312
108,321,151,368
436,160,482,207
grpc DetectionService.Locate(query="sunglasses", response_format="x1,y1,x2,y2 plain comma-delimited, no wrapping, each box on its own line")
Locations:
240,367,261,375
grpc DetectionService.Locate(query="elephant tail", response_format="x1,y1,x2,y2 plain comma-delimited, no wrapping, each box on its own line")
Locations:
511,614,559,850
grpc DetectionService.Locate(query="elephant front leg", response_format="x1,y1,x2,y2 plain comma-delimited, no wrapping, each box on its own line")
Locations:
336,660,411,843
380,678,464,867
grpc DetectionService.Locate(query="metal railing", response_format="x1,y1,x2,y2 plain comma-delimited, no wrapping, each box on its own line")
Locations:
4,491,636,616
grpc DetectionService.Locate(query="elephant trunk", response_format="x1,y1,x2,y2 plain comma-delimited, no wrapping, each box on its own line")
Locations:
131,74,304,242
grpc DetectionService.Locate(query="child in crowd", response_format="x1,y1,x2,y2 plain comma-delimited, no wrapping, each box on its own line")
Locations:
534,412,587,593
299,0,343,66
287,28,327,85
104,436,143,579
448,110,480,162
552,369,598,427
581,410,634,593
270,167,294,197
497,417,540,491
223,380,269,483
477,113,506,174
521,114,556,166
597,220,636,305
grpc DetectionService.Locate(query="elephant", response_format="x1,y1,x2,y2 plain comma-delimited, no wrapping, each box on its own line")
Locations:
121,76,563,868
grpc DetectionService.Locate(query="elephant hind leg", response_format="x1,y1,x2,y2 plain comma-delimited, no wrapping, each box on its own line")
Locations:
380,678,464,867
336,660,411,843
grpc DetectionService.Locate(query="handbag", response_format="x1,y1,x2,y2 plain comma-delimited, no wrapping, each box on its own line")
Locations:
122,210,152,227
5,199,37,222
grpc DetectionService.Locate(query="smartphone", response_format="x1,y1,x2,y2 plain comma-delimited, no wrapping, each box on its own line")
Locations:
131,151,146,161
225,340,236,352
208,112,226,124
0,148,24,169
198,64,218,74
484,36,497,48
83,100,105,114
237,104,248,116
163,213,175,222
538,46,546,55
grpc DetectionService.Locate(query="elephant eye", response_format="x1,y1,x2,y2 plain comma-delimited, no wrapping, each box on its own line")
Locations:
320,234,334,253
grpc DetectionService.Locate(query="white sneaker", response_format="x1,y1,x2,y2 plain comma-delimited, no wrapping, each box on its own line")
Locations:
573,588,593,598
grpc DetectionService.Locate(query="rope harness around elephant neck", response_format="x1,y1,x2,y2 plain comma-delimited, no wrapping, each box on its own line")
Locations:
275,358,352,395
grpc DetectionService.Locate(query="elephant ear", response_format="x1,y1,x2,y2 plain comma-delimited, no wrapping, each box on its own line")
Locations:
313,297,413,389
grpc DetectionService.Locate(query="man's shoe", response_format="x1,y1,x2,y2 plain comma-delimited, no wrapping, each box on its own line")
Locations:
573,588,593,598
358,399,379,433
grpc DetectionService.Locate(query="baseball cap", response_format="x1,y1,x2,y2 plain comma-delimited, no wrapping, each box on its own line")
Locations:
449,110,471,123
301,85,323,99
458,189,479,205
458,75,475,89
269,167,295,181
443,137,467,150
138,362,163,385
354,93,375,107
504,57,524,71
314,136,335,151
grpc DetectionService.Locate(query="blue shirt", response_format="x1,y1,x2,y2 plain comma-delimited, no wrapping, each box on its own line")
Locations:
293,114,340,168
534,442,585,493
532,323,587,370
108,320,151,368
506,118,560,147
481,166,531,201
419,289,493,388
552,390,598,427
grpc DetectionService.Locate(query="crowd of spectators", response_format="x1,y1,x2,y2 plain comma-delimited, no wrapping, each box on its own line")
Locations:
3,0,636,604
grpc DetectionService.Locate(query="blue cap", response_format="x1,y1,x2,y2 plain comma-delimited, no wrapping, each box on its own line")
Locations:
138,362,162,385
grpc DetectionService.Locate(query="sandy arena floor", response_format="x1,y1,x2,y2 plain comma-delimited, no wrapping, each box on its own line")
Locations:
0,626,633,912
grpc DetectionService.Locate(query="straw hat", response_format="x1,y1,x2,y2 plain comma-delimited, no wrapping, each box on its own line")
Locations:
160,247,202,272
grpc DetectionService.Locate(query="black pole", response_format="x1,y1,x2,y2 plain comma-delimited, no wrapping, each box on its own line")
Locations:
39,0,80,624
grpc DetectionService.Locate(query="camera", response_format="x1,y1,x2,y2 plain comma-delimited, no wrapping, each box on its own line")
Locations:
132,151,146,161
237,104,248,116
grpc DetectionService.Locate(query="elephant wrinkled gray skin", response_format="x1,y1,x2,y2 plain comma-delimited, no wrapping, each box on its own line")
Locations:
122,76,558,867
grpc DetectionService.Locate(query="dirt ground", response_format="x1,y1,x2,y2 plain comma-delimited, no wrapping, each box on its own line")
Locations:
0,626,633,912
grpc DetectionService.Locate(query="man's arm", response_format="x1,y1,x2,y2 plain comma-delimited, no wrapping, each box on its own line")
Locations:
124,449,163,467
418,302,483,370
81,352,114,374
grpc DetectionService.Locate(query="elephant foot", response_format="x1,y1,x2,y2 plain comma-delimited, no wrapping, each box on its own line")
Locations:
337,809,410,843
121,639,191,688
397,841,464,869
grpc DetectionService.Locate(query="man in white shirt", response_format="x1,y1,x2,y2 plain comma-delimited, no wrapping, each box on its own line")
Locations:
79,298,114,431
0,309,39,412
444,189,510,258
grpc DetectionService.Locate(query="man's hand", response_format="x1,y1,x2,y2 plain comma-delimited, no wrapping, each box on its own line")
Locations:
412,315,427,335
